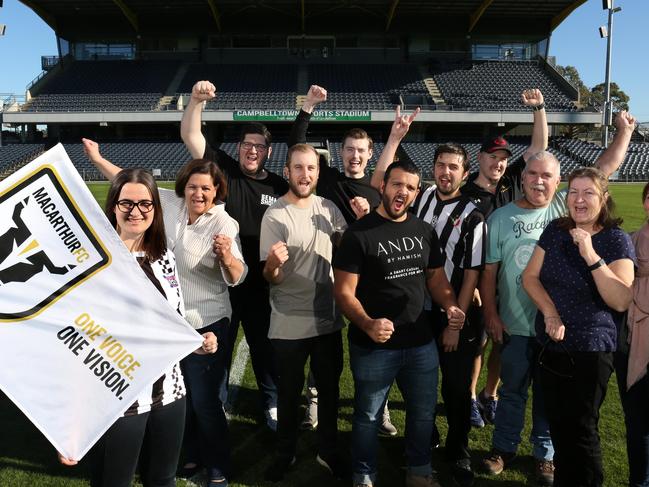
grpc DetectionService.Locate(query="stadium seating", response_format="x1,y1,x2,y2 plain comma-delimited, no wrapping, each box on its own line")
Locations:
306,65,428,110
177,64,297,110
23,60,181,112
5,138,648,182
434,61,576,112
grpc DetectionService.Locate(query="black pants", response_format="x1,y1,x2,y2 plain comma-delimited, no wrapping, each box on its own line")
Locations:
434,307,482,461
227,280,278,410
540,350,613,487
90,397,185,487
271,330,343,459
181,319,230,479
615,351,649,487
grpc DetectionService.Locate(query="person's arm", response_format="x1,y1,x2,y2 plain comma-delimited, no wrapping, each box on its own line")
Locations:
180,80,215,159
457,269,480,314
426,266,465,352
521,89,548,162
370,105,420,190
81,138,122,180
521,245,565,341
333,269,395,343
212,234,246,285
569,227,634,311
262,241,288,285
479,262,508,343
594,111,636,177
288,85,327,148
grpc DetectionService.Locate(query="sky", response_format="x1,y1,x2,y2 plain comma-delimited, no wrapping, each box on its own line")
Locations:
0,0,647,121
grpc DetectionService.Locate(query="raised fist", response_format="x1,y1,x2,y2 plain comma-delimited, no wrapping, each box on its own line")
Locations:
191,80,216,103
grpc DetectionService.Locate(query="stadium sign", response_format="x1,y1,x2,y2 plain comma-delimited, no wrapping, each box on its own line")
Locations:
234,109,371,121
0,144,201,460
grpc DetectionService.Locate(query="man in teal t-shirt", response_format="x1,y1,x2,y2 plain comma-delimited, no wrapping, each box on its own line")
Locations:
480,151,562,485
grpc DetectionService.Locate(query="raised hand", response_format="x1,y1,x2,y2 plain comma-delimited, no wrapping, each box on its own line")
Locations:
615,110,637,133
363,317,394,343
521,88,545,108
81,138,101,162
388,105,420,142
266,241,289,271
350,196,370,219
191,80,216,103
304,85,327,112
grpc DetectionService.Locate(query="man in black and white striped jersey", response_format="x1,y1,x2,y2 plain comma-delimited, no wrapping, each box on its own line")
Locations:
413,143,486,487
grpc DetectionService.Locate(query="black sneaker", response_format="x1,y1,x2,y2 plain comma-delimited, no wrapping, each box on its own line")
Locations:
264,455,296,482
451,458,474,487
316,453,351,479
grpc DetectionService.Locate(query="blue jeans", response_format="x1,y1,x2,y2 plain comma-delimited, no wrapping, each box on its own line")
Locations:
350,340,439,486
181,318,230,479
492,335,554,461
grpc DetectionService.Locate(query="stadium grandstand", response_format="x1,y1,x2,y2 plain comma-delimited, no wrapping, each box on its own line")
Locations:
1,0,648,181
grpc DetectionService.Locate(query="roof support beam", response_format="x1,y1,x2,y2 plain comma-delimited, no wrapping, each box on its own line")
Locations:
468,0,493,33
206,0,222,32
385,0,399,31
550,0,587,30
21,0,57,32
112,0,138,32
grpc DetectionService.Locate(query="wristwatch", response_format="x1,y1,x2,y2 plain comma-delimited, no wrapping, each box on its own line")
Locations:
588,258,606,271
532,102,546,112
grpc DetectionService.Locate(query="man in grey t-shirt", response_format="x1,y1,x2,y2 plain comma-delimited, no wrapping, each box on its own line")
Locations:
260,143,350,482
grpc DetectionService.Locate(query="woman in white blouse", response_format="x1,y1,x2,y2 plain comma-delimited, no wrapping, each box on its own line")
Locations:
83,139,247,486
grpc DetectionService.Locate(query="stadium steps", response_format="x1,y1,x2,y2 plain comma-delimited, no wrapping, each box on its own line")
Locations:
420,67,445,104
156,95,175,111
296,95,306,110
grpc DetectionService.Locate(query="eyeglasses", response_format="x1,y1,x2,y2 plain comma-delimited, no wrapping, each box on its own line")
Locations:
241,141,268,152
116,199,154,213
538,338,575,379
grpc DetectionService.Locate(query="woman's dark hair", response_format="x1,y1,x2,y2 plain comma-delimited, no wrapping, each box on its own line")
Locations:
556,166,622,231
174,158,227,202
105,168,166,262
642,181,649,203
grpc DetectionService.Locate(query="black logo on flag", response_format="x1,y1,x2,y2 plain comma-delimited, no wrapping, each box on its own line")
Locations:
0,166,110,321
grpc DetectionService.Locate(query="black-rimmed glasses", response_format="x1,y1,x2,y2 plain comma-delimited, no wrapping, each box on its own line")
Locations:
241,141,268,152
116,199,154,213
538,338,575,379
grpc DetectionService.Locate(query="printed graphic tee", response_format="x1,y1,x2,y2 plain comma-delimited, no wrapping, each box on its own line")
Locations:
334,211,444,350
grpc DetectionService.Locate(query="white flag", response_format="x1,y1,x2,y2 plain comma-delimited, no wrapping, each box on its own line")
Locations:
0,144,202,460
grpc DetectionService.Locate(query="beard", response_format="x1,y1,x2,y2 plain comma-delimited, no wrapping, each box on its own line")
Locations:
288,179,314,199
381,191,411,220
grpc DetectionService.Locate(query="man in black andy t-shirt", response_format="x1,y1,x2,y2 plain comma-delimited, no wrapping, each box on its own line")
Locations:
334,160,465,487
181,80,288,430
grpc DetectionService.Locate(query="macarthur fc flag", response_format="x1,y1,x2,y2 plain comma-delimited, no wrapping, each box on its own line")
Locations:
0,144,201,460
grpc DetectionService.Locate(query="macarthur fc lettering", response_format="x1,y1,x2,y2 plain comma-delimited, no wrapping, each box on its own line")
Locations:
0,166,110,321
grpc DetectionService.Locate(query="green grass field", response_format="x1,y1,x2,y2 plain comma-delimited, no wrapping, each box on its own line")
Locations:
1,182,646,487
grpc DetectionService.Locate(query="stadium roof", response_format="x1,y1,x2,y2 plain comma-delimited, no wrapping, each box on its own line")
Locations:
21,0,586,39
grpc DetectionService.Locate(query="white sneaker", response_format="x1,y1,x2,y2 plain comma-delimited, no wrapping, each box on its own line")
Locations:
378,405,397,436
265,407,278,432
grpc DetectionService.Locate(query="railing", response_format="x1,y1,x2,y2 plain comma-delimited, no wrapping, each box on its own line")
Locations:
26,71,47,91
41,55,60,71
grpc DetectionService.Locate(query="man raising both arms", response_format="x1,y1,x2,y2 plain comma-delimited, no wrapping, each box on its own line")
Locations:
181,80,288,431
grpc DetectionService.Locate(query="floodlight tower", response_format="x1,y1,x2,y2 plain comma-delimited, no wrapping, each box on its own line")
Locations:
600,0,622,148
